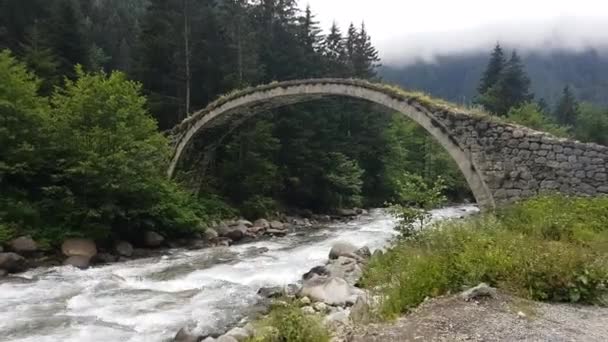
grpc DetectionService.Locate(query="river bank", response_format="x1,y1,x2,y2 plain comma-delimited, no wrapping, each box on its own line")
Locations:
0,205,477,342
0,210,364,278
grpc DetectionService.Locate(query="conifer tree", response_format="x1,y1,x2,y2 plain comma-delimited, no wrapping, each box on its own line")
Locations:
554,85,579,127
477,43,505,95
45,0,88,79
478,50,533,115
321,22,347,77
352,22,380,79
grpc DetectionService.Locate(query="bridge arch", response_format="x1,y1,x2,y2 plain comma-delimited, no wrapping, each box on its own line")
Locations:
168,79,496,209
168,79,608,210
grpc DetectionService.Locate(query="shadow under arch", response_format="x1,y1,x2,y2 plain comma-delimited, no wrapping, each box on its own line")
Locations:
168,79,496,210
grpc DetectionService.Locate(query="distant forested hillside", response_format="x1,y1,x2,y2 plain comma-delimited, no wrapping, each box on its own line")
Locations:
380,49,608,109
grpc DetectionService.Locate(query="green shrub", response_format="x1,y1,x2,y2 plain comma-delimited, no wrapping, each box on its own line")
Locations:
241,195,278,220
361,196,608,319
249,302,330,342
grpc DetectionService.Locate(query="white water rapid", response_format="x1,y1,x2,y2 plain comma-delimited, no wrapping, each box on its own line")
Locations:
0,205,478,342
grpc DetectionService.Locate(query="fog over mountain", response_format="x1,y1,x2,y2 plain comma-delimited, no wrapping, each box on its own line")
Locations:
303,0,608,66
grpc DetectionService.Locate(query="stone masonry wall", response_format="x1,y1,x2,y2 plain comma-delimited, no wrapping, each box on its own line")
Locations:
437,110,608,204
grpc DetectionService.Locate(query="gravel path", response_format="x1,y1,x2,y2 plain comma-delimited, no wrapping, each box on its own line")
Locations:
346,293,608,342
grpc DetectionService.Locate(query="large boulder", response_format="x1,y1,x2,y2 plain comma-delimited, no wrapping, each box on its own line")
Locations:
217,225,246,242
355,246,371,259
349,294,371,324
144,231,165,248
203,228,219,241
0,253,27,273
326,257,363,286
9,236,38,254
64,255,91,270
225,327,250,341
265,228,287,237
269,221,284,230
62,238,97,258
237,219,253,228
253,219,270,229
303,265,330,281
328,242,360,260
216,336,238,342
337,209,358,217
174,328,202,342
114,241,134,257
300,276,362,306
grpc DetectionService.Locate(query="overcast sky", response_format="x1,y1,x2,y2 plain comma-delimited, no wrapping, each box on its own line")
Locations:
302,0,608,66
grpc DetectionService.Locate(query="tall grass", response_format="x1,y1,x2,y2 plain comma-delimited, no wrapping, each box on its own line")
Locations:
361,195,608,319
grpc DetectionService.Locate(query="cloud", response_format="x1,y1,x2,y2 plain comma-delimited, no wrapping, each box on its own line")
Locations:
302,0,608,66
379,16,608,66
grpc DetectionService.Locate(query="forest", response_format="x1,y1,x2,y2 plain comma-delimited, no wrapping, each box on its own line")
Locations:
0,0,605,246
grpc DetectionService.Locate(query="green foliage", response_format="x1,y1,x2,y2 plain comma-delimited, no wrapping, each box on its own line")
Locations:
478,51,534,116
241,196,278,220
249,301,330,342
362,195,608,319
554,85,579,127
0,53,212,245
320,152,364,209
507,102,569,137
388,173,446,238
574,103,608,145
477,43,505,95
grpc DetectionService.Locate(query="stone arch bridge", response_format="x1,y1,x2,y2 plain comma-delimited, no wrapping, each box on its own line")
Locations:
168,79,608,210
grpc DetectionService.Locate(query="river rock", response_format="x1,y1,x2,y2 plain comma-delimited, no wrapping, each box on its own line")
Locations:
328,242,360,261
144,231,165,247
460,283,497,301
96,252,118,263
253,219,270,229
216,336,238,342
326,257,363,286
174,328,201,342
265,228,287,237
62,238,97,258
115,241,134,257
237,219,253,228
301,306,315,315
9,236,38,254
203,228,219,241
303,265,330,280
0,252,27,273
324,309,351,329
337,209,358,217
0,246,3,253
350,295,371,324
355,246,371,259
226,327,250,341
0,269,7,278
313,302,329,313
300,276,362,306
258,286,284,298
269,221,284,230
64,255,91,269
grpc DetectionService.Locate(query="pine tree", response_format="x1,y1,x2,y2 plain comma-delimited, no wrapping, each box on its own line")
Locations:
352,22,380,79
321,22,347,77
45,0,88,79
477,43,505,95
294,5,323,77
19,20,59,94
133,0,181,129
479,50,533,115
554,85,579,127
345,23,358,75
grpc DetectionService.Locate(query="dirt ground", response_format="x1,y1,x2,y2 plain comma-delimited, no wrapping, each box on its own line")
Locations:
344,292,608,342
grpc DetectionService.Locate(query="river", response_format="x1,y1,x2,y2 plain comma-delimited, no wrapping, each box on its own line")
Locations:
0,205,478,342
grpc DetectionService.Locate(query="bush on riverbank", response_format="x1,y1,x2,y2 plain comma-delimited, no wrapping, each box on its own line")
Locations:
248,301,330,342
0,51,223,246
361,195,608,319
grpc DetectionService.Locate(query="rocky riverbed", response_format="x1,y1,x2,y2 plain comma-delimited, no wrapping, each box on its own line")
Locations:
0,206,478,342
